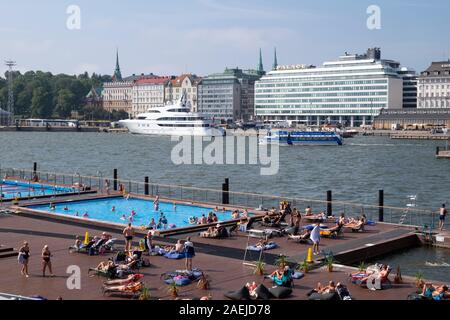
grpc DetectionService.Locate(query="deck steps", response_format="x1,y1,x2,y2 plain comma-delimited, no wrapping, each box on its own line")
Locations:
0,247,17,258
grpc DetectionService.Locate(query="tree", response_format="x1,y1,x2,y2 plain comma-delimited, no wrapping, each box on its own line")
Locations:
31,87,53,118
54,89,75,118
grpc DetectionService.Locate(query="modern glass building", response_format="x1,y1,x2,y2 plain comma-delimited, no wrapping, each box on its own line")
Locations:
255,48,404,127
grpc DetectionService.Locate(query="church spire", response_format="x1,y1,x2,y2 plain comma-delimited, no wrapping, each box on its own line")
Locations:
257,48,264,75
113,48,123,82
273,47,278,70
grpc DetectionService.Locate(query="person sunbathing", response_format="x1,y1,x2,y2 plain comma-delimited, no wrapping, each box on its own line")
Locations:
103,281,143,293
200,226,219,238
421,283,436,298
255,239,268,249
432,285,448,300
103,274,144,286
96,260,115,271
359,264,389,283
313,281,336,294
269,267,284,281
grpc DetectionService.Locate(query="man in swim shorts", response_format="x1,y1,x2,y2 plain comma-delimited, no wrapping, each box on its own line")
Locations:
123,223,134,253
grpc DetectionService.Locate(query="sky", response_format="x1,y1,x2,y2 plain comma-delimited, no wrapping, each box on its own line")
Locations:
0,0,449,77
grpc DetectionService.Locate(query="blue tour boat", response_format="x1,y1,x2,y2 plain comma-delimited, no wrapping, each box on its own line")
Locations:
260,130,343,146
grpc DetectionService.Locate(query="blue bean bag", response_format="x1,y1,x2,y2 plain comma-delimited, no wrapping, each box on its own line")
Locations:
367,220,376,226
292,271,304,279
164,252,186,259
305,224,327,231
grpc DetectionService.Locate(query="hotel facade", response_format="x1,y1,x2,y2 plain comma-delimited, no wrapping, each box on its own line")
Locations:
417,60,450,109
254,48,404,127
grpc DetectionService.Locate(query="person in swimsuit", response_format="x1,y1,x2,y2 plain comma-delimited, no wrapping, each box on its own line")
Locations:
123,223,134,253
41,245,54,277
439,204,447,231
18,241,30,278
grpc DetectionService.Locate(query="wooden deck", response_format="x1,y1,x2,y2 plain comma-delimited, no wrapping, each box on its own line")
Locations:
0,214,427,300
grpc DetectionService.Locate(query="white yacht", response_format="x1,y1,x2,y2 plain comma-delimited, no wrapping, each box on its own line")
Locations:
119,92,224,136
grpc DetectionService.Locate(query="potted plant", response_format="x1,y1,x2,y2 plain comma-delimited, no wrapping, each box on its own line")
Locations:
325,254,334,272
358,261,366,272
197,272,211,290
275,254,288,269
415,272,425,291
297,259,309,273
167,282,179,298
138,287,151,300
254,260,265,276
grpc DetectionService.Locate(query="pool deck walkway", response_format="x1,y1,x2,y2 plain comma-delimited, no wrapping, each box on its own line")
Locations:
0,214,427,300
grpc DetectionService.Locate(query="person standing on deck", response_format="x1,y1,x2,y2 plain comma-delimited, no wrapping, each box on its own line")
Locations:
104,179,110,195
18,241,30,278
439,204,447,231
310,222,321,255
123,223,134,253
41,245,54,277
184,237,195,271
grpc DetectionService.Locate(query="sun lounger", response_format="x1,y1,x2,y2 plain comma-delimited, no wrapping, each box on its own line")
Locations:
246,242,278,252
344,223,364,232
287,234,311,244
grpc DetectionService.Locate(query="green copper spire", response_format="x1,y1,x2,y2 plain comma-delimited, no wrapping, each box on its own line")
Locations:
273,47,278,70
113,48,123,82
257,48,264,74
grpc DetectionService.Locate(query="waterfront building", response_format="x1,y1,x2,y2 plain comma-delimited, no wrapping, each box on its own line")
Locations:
373,108,450,129
85,87,103,109
198,51,265,123
417,60,450,109
254,48,404,127
131,77,171,117
165,74,202,112
398,67,417,109
102,50,133,115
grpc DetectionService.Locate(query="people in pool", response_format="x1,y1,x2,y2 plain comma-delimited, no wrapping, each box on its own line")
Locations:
173,203,177,211
75,211,79,217
120,214,127,221
154,196,160,211
49,203,56,210
131,210,136,216
157,212,168,229
198,214,207,225
214,206,219,212
82,212,89,218
63,206,69,211
111,206,116,212
207,212,214,224
148,218,157,229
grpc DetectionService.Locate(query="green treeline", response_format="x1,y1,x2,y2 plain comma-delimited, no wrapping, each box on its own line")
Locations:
0,71,127,121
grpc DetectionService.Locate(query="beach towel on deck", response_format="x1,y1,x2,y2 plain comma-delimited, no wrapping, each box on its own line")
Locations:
164,252,186,259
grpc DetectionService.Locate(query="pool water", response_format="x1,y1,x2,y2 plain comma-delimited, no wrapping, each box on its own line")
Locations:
28,197,236,229
0,180,75,199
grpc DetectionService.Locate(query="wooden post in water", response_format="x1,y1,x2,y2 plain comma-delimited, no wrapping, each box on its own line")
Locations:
222,178,229,205
326,190,332,216
378,189,384,222
436,146,440,156
113,169,118,191
144,176,149,195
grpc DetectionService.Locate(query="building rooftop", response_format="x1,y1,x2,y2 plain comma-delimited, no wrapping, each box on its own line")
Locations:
420,61,450,77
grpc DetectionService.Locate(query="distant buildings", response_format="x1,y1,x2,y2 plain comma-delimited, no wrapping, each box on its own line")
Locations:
131,77,171,117
255,48,406,127
166,74,202,112
398,67,417,109
417,61,450,109
197,51,265,123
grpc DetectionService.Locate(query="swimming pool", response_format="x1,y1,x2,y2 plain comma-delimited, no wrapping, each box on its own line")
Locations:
27,197,237,229
0,180,76,200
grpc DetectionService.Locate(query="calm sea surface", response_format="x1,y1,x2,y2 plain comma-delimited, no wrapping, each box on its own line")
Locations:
0,131,449,281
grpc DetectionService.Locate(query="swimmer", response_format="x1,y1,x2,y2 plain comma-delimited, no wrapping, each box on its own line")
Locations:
75,212,79,217
63,206,69,211
173,203,177,211
125,194,130,200
120,214,127,221
82,213,89,218
128,216,133,222
111,206,116,212
214,206,219,212
131,210,136,216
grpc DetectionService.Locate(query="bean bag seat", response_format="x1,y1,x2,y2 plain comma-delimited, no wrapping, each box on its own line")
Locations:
407,293,428,300
292,271,304,280
164,252,186,259
253,284,273,300
308,292,340,300
367,220,376,226
174,276,192,286
224,287,251,300
268,286,292,299
304,224,327,231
